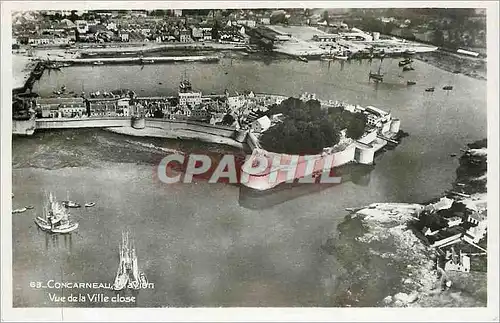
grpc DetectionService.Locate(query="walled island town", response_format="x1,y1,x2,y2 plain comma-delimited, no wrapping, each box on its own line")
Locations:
9,7,489,309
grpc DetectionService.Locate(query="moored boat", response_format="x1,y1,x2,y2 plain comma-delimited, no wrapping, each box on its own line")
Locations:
407,81,416,85
25,205,35,210
93,61,104,65
12,207,27,214
62,200,81,208
34,192,79,234
443,85,454,90
425,87,435,92
298,56,308,62
84,202,96,207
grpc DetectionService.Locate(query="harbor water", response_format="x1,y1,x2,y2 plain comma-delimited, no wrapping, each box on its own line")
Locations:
14,55,487,307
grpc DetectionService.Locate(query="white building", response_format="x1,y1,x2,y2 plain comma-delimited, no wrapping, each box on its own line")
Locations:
446,216,463,228
251,116,271,133
75,20,89,34
179,91,202,106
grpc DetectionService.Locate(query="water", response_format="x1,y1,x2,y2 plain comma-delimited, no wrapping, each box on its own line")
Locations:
14,56,487,307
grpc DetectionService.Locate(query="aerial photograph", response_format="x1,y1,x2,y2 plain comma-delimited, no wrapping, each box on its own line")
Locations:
10,7,488,309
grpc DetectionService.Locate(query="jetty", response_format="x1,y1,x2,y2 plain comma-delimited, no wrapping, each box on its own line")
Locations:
36,55,220,66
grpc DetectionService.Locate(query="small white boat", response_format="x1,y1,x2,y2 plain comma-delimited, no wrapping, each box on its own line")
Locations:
335,55,349,61
93,61,104,65
62,200,81,208
25,205,35,210
13,207,27,214
85,202,96,207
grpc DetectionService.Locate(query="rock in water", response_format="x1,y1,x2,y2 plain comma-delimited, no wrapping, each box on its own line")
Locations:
407,292,419,303
383,296,393,305
394,292,409,304
393,300,404,307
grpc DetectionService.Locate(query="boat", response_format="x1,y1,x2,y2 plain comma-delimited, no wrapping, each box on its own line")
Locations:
112,231,144,291
93,61,104,65
443,85,454,90
84,202,96,207
425,87,435,92
335,55,349,61
407,81,416,85
62,200,81,208
398,58,413,67
369,59,384,82
142,59,155,63
402,65,415,72
34,192,79,234
62,191,81,208
298,56,308,62
12,207,27,214
25,205,35,210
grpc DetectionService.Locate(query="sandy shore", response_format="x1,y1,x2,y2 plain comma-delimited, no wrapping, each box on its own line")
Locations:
104,126,246,149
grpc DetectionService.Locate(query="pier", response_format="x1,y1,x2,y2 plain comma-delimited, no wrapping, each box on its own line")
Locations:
37,55,220,65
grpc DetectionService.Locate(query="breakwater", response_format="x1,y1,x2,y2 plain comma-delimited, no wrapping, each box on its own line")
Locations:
41,55,220,65
13,117,238,139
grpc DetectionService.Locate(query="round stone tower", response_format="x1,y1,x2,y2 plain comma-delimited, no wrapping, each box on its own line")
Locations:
131,116,146,129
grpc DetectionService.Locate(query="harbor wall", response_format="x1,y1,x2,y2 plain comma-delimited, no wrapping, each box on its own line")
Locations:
35,117,131,129
12,118,36,135
146,119,235,138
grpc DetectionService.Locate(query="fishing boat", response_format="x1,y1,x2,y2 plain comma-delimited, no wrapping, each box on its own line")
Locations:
398,58,413,67
335,54,349,61
425,87,435,92
62,200,81,208
142,59,155,63
402,65,415,72
369,59,384,82
407,81,416,85
93,61,104,65
25,205,35,210
443,85,454,90
298,56,308,62
112,231,145,291
12,207,27,214
62,191,81,208
34,192,79,234
84,202,96,207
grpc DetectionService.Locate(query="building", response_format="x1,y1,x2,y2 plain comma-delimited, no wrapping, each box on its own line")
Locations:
179,29,192,42
467,213,481,226
364,106,391,127
36,97,86,118
190,107,210,121
444,249,470,273
191,27,204,40
446,216,463,228
120,33,129,42
173,9,183,17
259,17,271,25
86,97,130,116
179,91,202,106
251,115,271,133
28,35,70,46
312,34,340,42
75,20,89,34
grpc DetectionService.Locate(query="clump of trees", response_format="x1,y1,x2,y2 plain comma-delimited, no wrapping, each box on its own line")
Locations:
260,97,367,154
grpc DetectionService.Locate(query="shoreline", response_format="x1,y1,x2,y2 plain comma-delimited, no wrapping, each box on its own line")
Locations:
330,139,487,307
415,50,487,81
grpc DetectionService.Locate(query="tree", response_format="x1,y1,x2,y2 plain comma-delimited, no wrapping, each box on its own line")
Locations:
221,113,235,126
322,10,329,23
